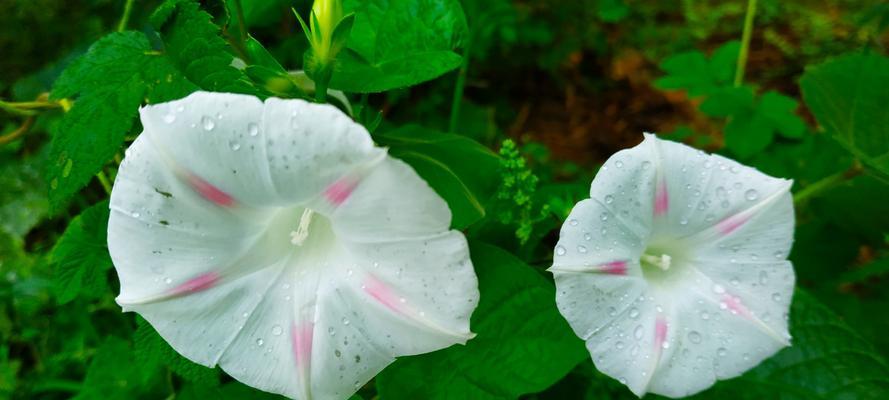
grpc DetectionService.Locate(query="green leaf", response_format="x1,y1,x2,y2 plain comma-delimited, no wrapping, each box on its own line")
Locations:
596,0,630,22
376,242,586,399
688,290,889,399
75,337,163,400
800,52,889,179
757,91,805,139
374,125,500,229
133,317,220,386
152,0,260,95
51,201,111,304
654,41,739,97
0,149,48,240
329,0,468,93
48,31,196,209
699,86,755,117
724,112,773,159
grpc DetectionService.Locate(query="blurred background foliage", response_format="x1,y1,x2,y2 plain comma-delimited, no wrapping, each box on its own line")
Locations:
1,0,888,399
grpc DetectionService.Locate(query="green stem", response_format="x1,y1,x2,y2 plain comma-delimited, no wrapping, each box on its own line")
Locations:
448,37,472,133
793,164,863,205
117,0,136,32
96,171,113,195
734,0,758,87
315,79,328,103
233,0,248,48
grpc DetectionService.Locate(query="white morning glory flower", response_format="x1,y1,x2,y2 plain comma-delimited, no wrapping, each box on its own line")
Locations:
108,91,479,399
549,134,795,398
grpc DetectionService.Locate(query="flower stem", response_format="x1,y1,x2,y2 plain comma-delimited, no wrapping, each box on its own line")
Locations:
793,163,863,205
734,0,758,87
234,0,248,41
0,116,35,145
96,171,113,195
448,36,472,133
117,0,136,32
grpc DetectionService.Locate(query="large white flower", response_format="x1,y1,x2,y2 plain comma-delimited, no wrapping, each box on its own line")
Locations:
550,134,795,397
108,91,479,399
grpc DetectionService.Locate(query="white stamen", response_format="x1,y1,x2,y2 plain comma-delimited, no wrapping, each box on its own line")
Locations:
290,208,315,246
641,253,672,271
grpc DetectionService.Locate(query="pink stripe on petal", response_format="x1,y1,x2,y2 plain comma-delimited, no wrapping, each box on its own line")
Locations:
169,272,220,295
363,275,406,314
291,323,314,367
654,178,669,216
654,316,668,348
324,177,359,206
716,214,749,235
601,261,628,275
187,175,235,207
721,294,753,319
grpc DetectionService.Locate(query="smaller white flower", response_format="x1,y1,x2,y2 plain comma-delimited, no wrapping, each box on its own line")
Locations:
108,92,479,400
550,134,795,398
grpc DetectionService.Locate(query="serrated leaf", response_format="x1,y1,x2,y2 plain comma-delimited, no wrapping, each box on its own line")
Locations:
328,0,468,93
376,242,587,400
374,125,500,229
47,31,196,209
152,0,260,95
800,52,889,179
133,317,220,386
51,201,111,304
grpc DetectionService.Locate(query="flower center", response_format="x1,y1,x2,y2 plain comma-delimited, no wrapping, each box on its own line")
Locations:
638,236,691,290
640,253,672,271
290,208,316,246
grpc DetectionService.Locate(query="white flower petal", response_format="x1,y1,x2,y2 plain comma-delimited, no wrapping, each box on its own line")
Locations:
551,134,795,398
326,158,451,242
138,92,383,207
109,92,478,400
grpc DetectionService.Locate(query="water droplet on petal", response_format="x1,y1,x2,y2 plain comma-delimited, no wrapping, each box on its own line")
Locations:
615,341,625,349
555,245,566,256
688,331,702,344
229,139,241,151
247,122,260,137
641,161,652,170
256,338,264,346
773,250,784,259
605,195,614,204
629,308,640,319
163,113,176,124
600,212,609,221
700,310,710,320
712,284,726,294
584,232,592,241
615,160,624,168
771,293,782,302
577,245,588,254
342,317,350,325
634,325,643,340
201,116,215,131
328,327,336,336
569,219,578,226
717,347,728,357
759,271,769,285
745,189,759,201
271,325,283,336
